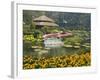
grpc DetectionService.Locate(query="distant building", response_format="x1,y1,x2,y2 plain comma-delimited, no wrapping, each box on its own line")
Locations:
33,15,59,28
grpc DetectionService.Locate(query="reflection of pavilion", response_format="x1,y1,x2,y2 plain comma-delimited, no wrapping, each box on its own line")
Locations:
44,38,64,48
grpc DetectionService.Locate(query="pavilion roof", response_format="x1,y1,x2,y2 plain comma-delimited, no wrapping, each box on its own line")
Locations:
33,15,59,27
33,15,55,22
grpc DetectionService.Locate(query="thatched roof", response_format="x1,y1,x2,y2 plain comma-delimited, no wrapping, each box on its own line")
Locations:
33,15,59,27
33,15,55,22
34,22,58,27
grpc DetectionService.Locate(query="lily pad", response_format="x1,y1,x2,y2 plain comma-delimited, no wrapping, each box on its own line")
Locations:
64,45,73,48
73,46,80,48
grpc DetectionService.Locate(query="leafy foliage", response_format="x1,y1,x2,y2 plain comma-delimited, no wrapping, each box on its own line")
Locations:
23,10,91,30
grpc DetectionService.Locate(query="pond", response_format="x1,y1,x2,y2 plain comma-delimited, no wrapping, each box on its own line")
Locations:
24,38,90,58
45,46,89,57
28,45,90,58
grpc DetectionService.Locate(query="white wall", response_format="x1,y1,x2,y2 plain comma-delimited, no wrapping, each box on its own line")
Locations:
0,0,100,80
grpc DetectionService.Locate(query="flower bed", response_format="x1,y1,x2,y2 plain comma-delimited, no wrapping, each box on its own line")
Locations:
23,52,91,69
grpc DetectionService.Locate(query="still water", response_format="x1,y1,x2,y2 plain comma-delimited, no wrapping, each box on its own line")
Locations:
24,38,90,58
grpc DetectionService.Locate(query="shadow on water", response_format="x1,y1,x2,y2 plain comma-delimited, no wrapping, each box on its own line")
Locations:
48,46,88,57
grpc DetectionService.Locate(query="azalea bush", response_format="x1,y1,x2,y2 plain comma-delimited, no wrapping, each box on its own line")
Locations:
23,35,35,42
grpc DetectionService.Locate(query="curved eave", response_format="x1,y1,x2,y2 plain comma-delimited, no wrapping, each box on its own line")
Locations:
34,22,59,27
43,32,72,38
